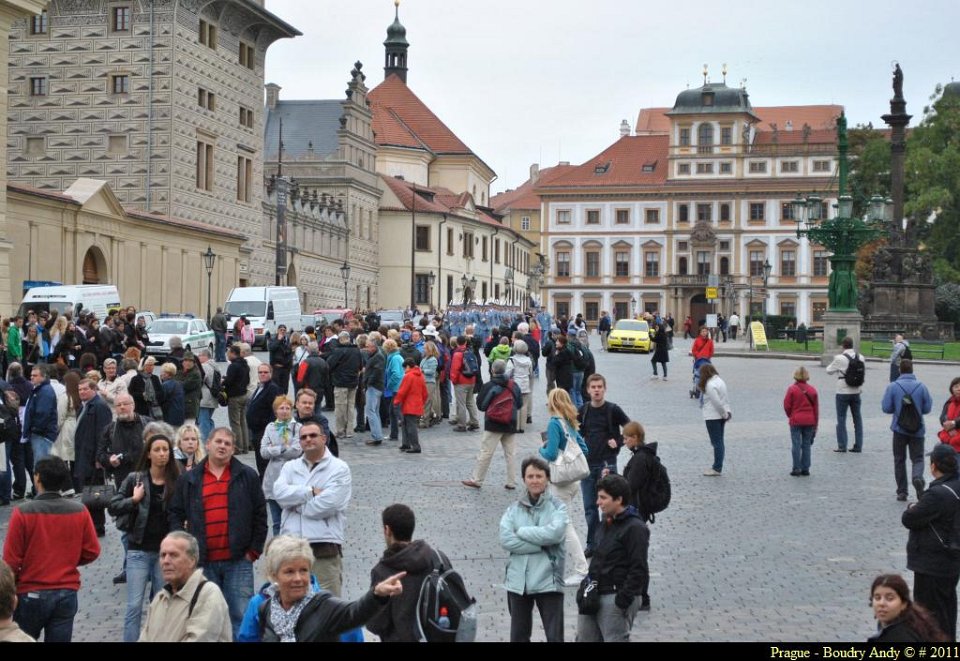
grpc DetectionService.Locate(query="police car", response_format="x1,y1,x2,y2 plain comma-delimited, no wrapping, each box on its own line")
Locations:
145,316,215,356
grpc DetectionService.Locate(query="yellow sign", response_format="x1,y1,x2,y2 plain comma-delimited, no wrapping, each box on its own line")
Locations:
705,287,718,299
750,320,769,350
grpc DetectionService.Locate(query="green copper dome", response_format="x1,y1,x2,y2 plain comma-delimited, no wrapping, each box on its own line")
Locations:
666,82,759,119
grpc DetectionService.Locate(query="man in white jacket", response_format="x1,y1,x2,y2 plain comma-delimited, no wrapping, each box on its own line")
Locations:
273,420,352,596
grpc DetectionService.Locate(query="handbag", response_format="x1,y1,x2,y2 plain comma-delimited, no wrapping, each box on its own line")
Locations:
81,474,116,512
576,577,600,615
549,420,590,485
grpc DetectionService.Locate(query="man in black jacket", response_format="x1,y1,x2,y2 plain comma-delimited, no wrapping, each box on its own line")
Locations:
245,363,282,479
223,345,250,455
902,443,960,640
576,474,649,642
363,335,387,446
268,324,293,394
73,378,113,535
168,426,267,639
96,394,148,488
325,332,363,439
462,359,522,490
367,503,439,642
296,341,329,397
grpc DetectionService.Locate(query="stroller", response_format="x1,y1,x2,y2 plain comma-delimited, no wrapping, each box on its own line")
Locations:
689,357,712,399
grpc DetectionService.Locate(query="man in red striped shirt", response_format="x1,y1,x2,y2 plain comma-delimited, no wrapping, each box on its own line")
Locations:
168,427,266,639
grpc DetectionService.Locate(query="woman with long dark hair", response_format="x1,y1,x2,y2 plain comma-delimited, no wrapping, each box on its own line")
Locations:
699,363,731,476
869,574,947,642
108,434,181,642
938,377,960,452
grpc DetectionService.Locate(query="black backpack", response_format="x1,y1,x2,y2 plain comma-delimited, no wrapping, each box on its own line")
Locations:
206,365,227,407
415,550,477,643
842,352,866,388
571,343,588,371
901,344,913,361
636,454,671,524
896,383,923,435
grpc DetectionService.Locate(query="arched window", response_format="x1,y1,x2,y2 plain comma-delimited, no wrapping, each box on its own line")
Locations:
720,256,730,275
678,256,688,275
698,123,714,146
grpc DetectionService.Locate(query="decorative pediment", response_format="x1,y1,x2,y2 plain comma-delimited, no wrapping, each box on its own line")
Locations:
690,220,717,246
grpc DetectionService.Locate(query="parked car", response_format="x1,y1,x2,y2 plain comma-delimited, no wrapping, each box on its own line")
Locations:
607,319,652,353
145,316,215,356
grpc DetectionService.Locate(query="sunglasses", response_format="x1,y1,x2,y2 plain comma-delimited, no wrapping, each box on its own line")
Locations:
301,433,323,439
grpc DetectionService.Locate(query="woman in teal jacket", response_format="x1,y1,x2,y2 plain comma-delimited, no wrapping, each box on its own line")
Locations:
499,456,568,643
383,339,405,441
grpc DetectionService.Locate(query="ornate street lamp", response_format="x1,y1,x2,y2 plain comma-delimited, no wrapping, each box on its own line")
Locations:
339,261,351,309
761,258,772,334
203,246,217,324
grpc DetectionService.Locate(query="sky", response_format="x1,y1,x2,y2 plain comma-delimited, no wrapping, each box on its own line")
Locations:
262,0,960,195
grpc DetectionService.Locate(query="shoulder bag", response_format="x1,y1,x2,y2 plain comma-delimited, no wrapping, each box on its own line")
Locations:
550,420,590,485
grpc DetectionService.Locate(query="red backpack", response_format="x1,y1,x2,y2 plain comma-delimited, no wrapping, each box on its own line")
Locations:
485,380,516,426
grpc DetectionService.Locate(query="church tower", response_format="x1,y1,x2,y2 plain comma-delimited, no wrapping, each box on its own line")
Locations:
383,0,409,82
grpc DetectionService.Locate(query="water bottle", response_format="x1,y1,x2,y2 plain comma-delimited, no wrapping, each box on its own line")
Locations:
438,606,451,629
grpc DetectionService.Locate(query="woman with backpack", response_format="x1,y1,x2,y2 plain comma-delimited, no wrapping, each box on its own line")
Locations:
539,388,590,586
783,366,819,476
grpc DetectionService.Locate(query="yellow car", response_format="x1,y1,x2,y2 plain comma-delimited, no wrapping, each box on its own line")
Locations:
607,319,652,353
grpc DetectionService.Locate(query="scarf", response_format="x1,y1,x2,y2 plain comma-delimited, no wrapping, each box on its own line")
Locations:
268,582,318,642
275,419,291,447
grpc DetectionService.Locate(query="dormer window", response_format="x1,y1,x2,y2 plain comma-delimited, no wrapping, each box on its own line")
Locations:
702,92,715,106
642,161,657,172
594,162,610,175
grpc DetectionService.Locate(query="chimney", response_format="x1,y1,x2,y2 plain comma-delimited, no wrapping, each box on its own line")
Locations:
265,83,281,110
529,163,540,183
620,119,631,137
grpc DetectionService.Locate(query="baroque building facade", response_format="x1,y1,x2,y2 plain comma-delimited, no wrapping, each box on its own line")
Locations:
6,0,299,299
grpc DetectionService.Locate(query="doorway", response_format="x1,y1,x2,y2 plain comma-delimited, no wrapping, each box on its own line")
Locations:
690,293,710,327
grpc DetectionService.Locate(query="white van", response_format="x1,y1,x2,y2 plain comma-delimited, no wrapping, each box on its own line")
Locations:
223,286,302,349
18,284,121,320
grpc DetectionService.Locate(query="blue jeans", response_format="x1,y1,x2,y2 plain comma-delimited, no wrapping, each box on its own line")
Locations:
123,549,162,641
202,559,254,639
581,461,617,552
197,407,215,443
365,387,384,441
14,588,78,642
268,499,283,536
214,331,227,362
705,418,726,472
790,425,815,472
570,373,584,408
30,434,53,461
835,394,863,451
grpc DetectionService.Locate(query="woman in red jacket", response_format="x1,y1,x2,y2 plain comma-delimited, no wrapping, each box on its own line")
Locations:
394,358,428,454
783,366,818,476
937,377,960,452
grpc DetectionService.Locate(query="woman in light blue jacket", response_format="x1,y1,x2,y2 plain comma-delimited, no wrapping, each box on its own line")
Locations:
499,456,568,643
420,341,440,427
383,339,405,441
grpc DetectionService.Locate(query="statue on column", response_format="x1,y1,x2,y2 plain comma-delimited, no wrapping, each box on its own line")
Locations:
893,63,904,100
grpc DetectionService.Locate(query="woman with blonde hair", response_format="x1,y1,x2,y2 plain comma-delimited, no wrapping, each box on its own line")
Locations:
538,387,590,585
420,341,441,427
174,423,205,471
783,365,818,476
259,395,302,535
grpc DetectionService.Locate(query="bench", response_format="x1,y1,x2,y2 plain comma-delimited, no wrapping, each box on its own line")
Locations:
869,341,945,360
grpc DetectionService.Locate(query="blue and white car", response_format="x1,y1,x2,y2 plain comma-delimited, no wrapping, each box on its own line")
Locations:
145,317,215,356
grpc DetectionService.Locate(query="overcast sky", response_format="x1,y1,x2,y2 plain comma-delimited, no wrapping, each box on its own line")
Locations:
263,0,959,194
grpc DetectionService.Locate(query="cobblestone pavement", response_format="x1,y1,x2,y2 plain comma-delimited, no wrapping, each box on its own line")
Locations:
3,336,959,642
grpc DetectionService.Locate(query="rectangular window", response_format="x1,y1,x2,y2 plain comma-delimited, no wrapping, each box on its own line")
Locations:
719,241,730,251
556,209,571,224
556,252,571,277
781,202,796,221
494,239,500,264
696,162,714,174
697,251,711,276
239,43,256,70
615,251,630,277
520,216,530,231
615,209,630,224
586,209,600,225
749,161,767,174
679,128,690,146
446,228,454,255
750,250,766,277
812,301,827,322
677,163,691,175
781,160,799,173
645,252,659,277
781,250,796,276
678,241,688,251
678,204,689,223
415,225,430,251
780,301,797,318
813,250,829,277
198,88,215,111
31,11,47,35
556,301,570,320
481,236,488,262
111,75,129,94
236,156,252,202
645,209,659,224
29,77,47,96
462,232,474,259
719,162,733,174
697,204,712,222
199,19,217,49
749,203,765,222
585,302,599,323
239,106,254,129
585,252,600,278
112,6,131,32
721,126,733,145
414,274,431,305
720,203,731,222
813,160,832,173
196,139,214,191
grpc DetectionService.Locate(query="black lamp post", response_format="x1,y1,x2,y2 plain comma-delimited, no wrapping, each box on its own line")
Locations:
340,261,351,309
203,245,216,324
460,274,469,304
761,258,772,337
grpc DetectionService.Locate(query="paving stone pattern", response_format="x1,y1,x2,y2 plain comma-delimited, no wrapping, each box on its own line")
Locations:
2,336,957,641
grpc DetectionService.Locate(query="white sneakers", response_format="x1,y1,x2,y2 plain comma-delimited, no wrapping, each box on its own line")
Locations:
702,469,722,476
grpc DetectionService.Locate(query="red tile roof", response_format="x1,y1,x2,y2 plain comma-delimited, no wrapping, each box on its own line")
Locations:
753,128,836,145
370,74,473,154
634,105,843,136
537,135,670,188
491,164,577,213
